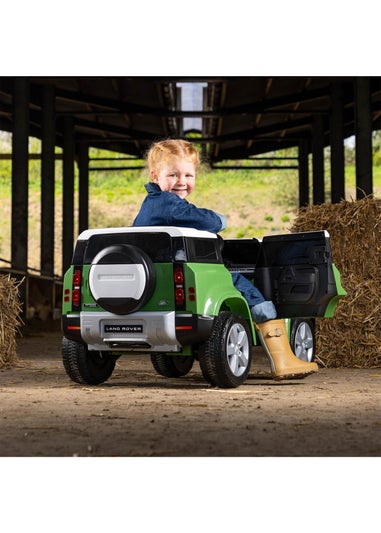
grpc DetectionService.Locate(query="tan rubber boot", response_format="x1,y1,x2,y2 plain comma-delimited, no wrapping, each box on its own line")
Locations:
254,319,318,380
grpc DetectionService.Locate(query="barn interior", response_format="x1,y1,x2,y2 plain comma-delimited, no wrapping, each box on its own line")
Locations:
0,76,380,323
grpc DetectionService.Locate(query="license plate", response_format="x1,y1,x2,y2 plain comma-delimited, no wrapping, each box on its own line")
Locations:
104,324,143,333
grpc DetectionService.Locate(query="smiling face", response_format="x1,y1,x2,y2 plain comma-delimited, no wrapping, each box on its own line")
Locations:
151,158,196,199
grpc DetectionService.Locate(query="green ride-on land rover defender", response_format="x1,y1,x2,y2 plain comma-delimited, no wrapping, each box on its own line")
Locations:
61,226,345,388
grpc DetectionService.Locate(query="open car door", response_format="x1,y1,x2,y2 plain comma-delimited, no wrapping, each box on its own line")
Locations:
223,230,346,319
255,230,345,318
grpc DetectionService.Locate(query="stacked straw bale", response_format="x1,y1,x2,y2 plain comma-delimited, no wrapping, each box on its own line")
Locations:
291,196,381,368
0,274,23,368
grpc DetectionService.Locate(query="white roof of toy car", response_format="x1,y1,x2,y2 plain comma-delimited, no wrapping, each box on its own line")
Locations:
77,226,218,241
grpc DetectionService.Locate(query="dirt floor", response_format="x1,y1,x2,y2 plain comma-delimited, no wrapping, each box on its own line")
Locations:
0,325,380,458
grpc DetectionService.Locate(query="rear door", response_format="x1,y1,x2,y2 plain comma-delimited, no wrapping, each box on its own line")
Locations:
253,230,346,318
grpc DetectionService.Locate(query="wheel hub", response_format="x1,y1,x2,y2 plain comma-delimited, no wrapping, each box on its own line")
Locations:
227,323,249,377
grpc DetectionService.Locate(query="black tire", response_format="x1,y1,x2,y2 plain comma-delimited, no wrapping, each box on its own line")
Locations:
290,318,315,362
198,312,252,388
62,336,116,385
151,353,194,378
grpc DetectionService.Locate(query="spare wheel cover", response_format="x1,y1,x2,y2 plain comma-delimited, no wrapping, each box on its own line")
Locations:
89,244,156,314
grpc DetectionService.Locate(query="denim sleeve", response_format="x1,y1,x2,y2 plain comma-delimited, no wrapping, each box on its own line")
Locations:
166,197,226,233
215,213,227,231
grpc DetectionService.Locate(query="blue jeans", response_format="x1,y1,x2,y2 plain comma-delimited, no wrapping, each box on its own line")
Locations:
231,273,277,323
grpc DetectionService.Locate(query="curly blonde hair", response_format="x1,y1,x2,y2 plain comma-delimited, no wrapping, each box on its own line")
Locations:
145,139,201,174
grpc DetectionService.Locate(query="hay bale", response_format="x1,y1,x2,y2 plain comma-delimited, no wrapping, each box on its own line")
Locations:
0,274,23,368
291,196,381,368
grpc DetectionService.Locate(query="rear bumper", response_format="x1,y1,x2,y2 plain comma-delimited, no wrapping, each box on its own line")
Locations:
62,311,215,352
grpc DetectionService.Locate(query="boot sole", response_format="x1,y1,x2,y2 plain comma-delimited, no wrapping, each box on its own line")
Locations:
272,369,317,381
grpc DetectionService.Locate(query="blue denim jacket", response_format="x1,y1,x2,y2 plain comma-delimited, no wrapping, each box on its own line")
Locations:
133,183,226,233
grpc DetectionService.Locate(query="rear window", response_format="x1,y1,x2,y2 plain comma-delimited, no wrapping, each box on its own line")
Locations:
77,233,176,264
185,238,221,263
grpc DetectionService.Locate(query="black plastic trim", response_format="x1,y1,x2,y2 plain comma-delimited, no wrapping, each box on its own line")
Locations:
175,314,215,345
62,315,83,343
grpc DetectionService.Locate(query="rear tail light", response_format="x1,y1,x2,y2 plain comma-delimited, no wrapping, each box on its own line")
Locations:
188,286,196,302
173,266,196,307
175,287,185,304
71,267,82,310
73,269,81,286
174,267,184,284
173,266,185,309
72,289,81,307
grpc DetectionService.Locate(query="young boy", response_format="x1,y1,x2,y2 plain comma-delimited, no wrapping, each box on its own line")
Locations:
133,139,318,380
